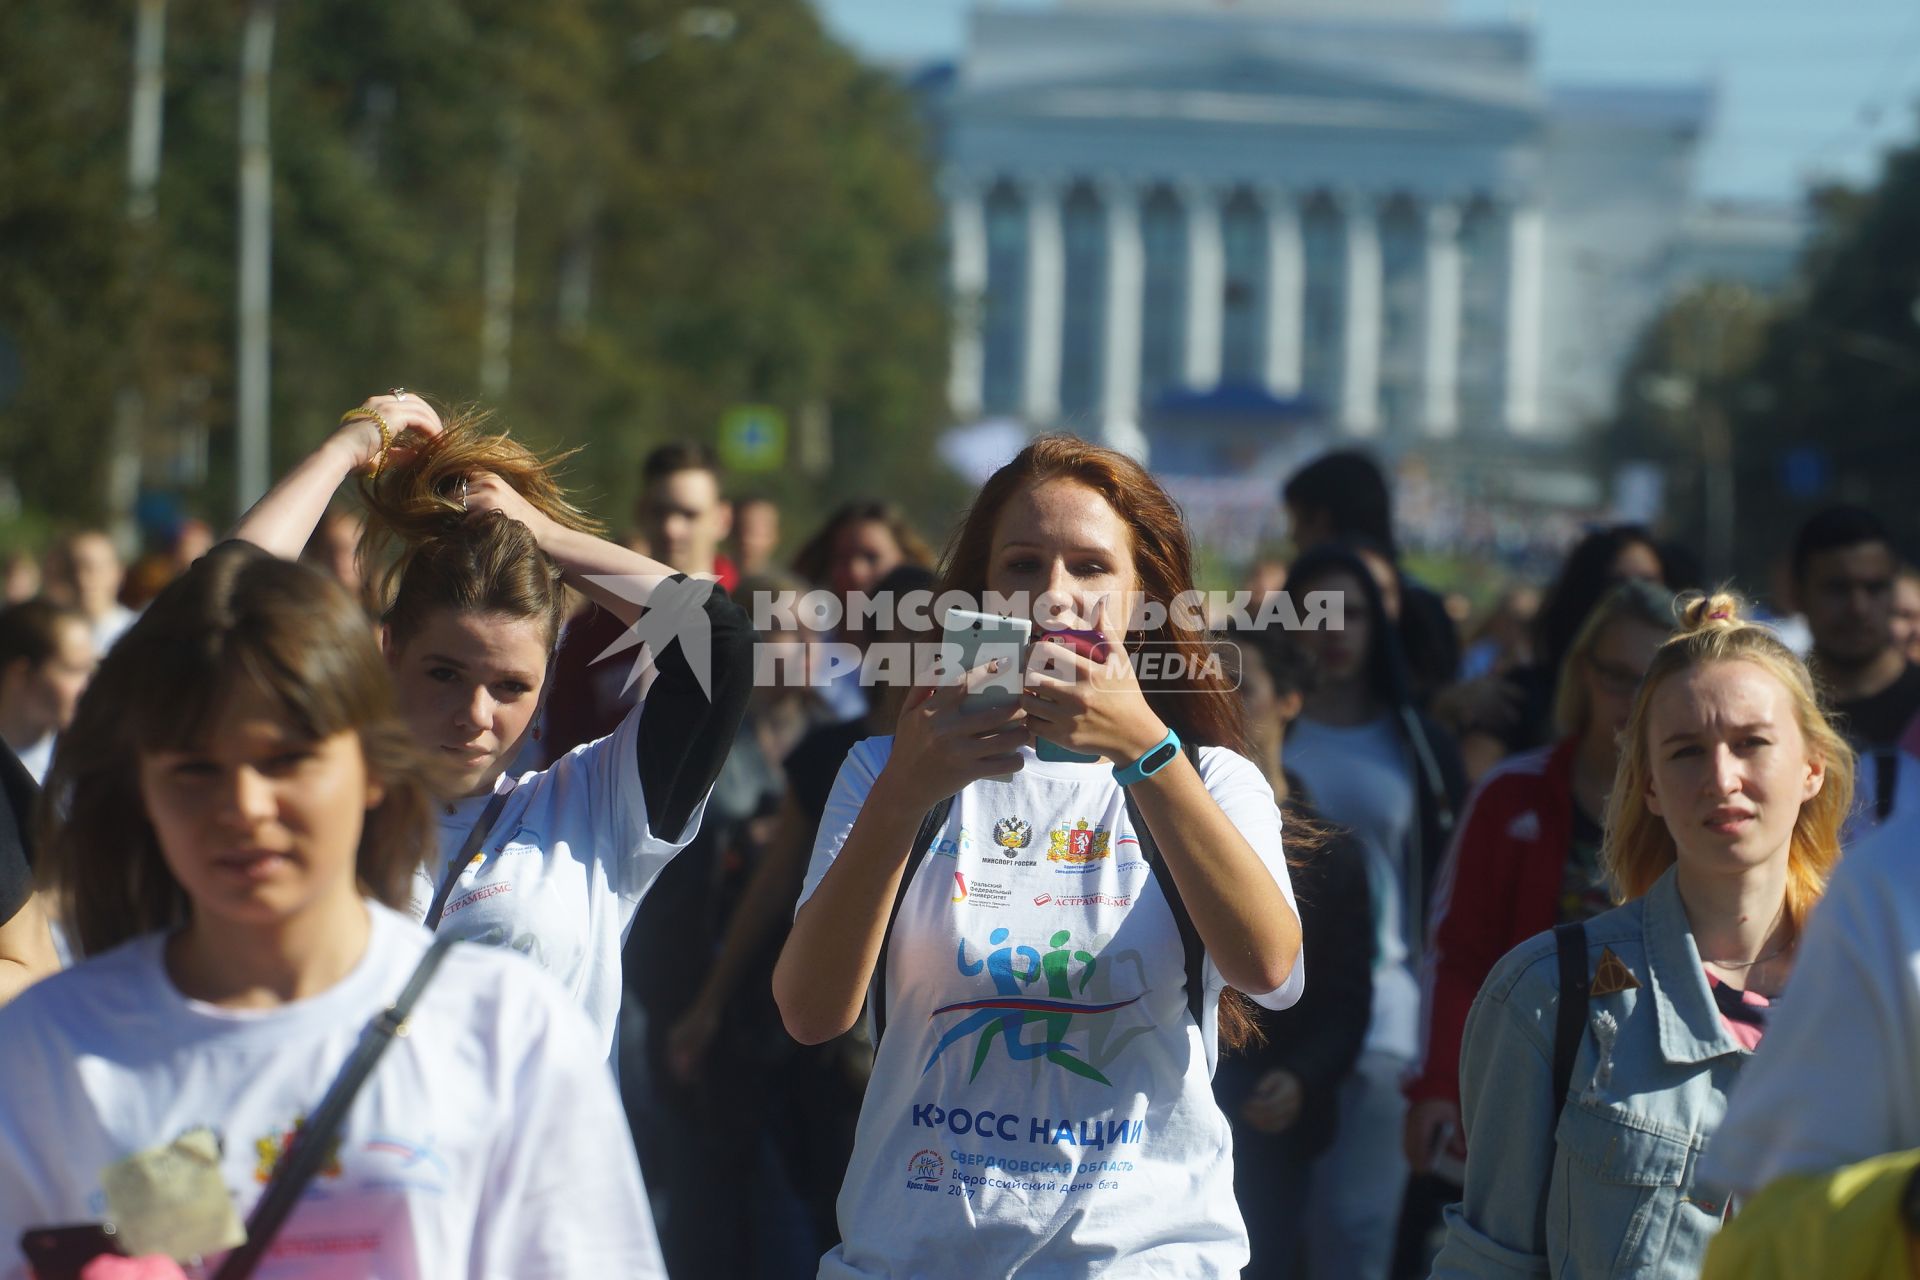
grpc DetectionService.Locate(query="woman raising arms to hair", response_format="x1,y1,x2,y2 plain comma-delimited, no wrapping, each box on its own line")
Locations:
0,545,659,1276
1431,592,1854,1280
230,393,755,1058
774,436,1302,1278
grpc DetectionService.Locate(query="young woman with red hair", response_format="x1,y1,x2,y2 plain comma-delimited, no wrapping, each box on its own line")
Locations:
774,436,1304,1277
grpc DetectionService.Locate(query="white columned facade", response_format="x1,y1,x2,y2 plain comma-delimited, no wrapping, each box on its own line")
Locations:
1503,200,1546,435
1422,199,1463,437
1022,179,1066,424
1262,188,1304,397
1182,183,1225,389
1100,179,1145,428
946,179,988,420
1340,191,1383,436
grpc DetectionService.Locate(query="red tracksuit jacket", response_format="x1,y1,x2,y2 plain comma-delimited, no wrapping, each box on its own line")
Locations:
1405,736,1579,1109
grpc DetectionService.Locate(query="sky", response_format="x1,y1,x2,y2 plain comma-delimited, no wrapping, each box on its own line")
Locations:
811,0,1920,204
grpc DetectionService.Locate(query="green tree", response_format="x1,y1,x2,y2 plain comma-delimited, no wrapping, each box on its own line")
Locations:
1728,132,1920,577
0,0,959,554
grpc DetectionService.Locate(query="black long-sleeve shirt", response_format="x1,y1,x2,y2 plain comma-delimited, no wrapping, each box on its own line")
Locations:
629,577,757,843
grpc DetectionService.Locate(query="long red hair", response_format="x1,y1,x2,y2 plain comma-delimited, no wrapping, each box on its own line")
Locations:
937,435,1250,755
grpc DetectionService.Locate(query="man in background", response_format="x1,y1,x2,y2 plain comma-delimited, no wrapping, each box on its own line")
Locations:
43,531,135,654
1792,505,1920,831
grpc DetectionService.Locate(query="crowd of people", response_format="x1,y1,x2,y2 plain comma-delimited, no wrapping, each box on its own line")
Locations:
1,398,1919,1279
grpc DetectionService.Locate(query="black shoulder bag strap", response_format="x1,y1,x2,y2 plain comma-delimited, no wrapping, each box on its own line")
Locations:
213,933,457,1280
1550,920,1590,1129
1538,920,1590,1243
870,796,954,1047
423,790,512,932
1126,743,1206,1030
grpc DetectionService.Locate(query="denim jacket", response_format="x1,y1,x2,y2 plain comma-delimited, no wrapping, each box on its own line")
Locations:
1430,866,1748,1280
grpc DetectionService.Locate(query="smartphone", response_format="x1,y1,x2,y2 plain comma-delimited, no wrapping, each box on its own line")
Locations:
1033,628,1109,763
19,1224,124,1280
938,608,1030,710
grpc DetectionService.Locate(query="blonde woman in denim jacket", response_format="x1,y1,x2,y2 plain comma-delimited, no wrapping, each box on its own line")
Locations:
1431,592,1855,1280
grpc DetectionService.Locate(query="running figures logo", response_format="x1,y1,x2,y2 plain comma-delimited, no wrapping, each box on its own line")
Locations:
925,927,1139,1086
906,1149,944,1192
583,573,718,699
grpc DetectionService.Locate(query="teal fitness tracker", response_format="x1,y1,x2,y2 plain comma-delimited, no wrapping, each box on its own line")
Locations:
1113,726,1181,786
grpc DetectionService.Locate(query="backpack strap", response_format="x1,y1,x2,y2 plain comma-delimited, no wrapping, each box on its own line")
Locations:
1550,920,1590,1128
870,796,954,1048
1125,743,1207,1030
1538,920,1590,1243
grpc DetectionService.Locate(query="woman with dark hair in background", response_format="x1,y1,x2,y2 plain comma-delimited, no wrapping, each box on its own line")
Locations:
1449,525,1667,780
1282,540,1465,1280
790,500,936,722
1216,623,1374,1279
776,436,1303,1277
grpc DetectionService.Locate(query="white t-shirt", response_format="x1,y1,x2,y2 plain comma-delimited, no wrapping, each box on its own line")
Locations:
1700,806,1920,1194
91,603,137,654
1286,713,1420,1059
10,733,51,785
408,697,708,1059
798,738,1303,1279
0,901,662,1279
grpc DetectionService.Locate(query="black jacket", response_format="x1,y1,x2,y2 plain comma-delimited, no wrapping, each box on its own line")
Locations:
1220,783,1375,1157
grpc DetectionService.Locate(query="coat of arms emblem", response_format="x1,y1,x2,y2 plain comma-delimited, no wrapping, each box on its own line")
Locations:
992,816,1032,853
1047,819,1112,865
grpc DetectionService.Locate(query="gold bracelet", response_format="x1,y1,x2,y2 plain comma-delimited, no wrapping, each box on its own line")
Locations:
339,406,393,479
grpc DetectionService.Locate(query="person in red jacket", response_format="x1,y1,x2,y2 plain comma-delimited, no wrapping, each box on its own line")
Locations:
1396,580,1674,1255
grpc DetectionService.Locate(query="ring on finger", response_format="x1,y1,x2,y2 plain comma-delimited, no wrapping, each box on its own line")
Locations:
388,386,408,400
459,476,469,510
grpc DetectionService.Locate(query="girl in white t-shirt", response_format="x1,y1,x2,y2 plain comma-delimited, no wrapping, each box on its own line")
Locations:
774,435,1306,1278
229,393,754,1057
0,543,660,1278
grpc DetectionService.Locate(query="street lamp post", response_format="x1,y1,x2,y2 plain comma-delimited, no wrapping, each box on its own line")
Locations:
235,0,277,515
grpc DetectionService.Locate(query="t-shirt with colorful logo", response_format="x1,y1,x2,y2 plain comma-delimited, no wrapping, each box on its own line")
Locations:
0,902,662,1278
797,739,1304,1278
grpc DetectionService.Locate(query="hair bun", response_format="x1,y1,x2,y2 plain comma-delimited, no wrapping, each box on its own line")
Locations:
1678,590,1744,633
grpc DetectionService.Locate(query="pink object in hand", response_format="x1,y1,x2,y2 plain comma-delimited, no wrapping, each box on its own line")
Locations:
80,1257,191,1280
1039,628,1110,663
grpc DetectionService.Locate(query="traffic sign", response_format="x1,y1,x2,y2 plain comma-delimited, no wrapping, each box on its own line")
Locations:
719,404,787,473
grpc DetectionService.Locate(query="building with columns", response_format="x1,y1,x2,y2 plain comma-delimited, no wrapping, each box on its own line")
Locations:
927,0,1802,465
